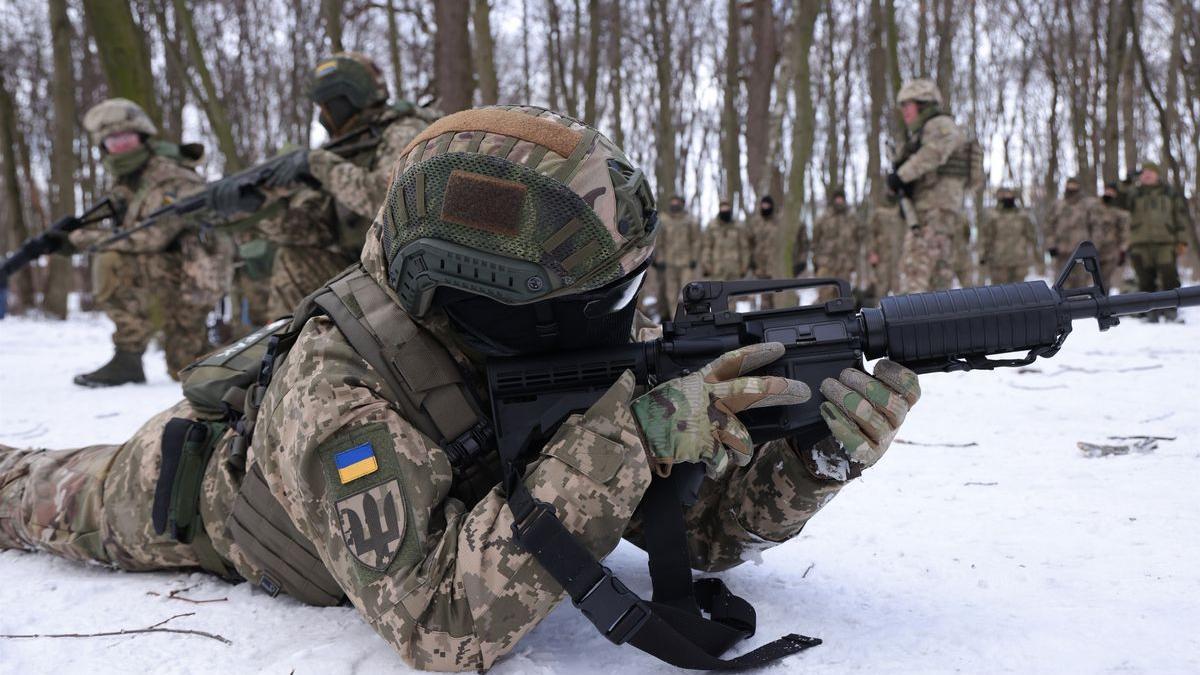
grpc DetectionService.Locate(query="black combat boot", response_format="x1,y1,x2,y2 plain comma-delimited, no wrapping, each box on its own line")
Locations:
73,349,147,387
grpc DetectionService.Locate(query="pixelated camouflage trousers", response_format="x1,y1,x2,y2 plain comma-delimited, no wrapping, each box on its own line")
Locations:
987,265,1027,285
92,238,228,378
900,210,957,293
268,245,352,318
0,400,229,571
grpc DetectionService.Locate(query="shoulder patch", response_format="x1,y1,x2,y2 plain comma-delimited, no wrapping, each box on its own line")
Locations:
335,441,379,484
336,480,405,571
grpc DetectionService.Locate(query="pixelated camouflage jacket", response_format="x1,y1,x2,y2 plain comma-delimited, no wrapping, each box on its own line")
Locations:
69,154,204,254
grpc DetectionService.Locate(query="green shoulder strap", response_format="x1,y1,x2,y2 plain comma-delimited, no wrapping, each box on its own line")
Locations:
313,266,483,449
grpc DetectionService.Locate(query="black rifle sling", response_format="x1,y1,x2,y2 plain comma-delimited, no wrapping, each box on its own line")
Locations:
505,454,820,669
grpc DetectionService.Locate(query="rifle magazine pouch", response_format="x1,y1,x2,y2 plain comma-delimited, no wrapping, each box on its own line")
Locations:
227,463,345,607
153,417,232,577
237,238,277,281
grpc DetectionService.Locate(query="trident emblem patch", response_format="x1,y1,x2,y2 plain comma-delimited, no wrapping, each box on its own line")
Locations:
336,480,405,571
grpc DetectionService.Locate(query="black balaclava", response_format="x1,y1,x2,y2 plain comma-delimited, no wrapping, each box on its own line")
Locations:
718,204,733,223
759,195,775,218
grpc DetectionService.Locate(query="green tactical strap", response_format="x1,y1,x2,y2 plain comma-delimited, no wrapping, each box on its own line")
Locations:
167,420,227,544
227,463,345,607
318,266,481,445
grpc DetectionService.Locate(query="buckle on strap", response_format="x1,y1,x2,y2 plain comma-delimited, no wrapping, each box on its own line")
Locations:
574,567,651,645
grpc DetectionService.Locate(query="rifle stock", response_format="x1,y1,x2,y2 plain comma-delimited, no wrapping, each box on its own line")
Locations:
0,198,118,287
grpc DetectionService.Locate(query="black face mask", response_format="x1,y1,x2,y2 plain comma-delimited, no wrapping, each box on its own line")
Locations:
318,95,361,135
760,205,774,218
669,202,684,214
441,267,646,357
718,210,733,223
1000,198,1016,209
1102,195,1115,205
1064,187,1079,198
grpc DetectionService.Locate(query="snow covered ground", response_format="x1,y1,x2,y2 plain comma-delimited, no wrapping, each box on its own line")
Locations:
1,300,1198,674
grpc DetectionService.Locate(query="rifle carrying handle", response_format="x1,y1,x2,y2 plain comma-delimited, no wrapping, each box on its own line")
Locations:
863,282,1062,364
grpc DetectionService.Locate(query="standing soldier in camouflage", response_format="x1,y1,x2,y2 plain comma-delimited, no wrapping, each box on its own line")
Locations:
1118,162,1192,322
746,194,785,307
812,187,864,298
865,190,906,301
57,98,229,386
701,199,750,281
232,53,439,320
653,194,701,317
1044,176,1101,273
1095,181,1131,291
1,107,920,671
978,187,1038,284
888,79,968,293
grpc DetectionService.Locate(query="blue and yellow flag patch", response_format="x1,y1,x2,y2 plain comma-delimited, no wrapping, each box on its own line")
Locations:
334,442,378,484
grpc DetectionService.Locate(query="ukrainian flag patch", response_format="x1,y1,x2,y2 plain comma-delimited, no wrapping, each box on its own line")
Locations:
334,442,378,484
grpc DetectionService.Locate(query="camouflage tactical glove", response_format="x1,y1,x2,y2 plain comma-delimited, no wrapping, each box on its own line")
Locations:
632,343,811,478
813,359,920,478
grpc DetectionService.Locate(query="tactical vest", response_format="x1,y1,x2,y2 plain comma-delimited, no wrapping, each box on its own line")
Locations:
897,112,984,190
1128,186,1180,246
156,264,495,603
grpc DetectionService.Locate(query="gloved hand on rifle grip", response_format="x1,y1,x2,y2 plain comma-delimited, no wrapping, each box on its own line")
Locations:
814,360,920,477
632,343,811,479
210,178,267,219
264,149,312,189
886,172,909,195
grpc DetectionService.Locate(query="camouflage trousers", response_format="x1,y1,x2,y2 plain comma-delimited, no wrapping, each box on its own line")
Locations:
815,255,858,302
658,264,698,319
900,210,957,293
987,265,1027,285
1129,244,1181,293
268,245,351,318
0,400,228,571
92,236,229,379
951,224,975,287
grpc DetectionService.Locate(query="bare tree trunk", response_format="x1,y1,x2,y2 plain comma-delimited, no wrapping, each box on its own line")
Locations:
0,70,34,314
934,0,956,104
45,0,76,319
885,0,904,136
1102,0,1128,183
866,0,887,201
608,0,624,148
81,0,162,126
582,0,601,123
824,5,840,190
1162,0,1182,183
720,0,742,204
321,0,344,52
917,0,929,75
1121,0,1138,173
651,0,676,200
784,0,821,272
744,0,778,197
386,0,404,99
522,0,532,103
473,0,499,105
168,0,244,170
434,0,475,112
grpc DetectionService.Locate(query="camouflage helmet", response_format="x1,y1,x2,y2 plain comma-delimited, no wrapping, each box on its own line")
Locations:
896,79,943,106
83,98,157,146
308,52,388,110
381,105,657,317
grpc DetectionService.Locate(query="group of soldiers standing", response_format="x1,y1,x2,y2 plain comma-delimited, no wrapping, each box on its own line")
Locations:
52,52,436,387
641,79,1195,324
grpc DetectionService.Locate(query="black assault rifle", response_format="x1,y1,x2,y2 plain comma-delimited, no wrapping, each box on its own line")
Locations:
480,241,1199,669
89,124,383,251
489,240,1199,469
0,198,120,289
